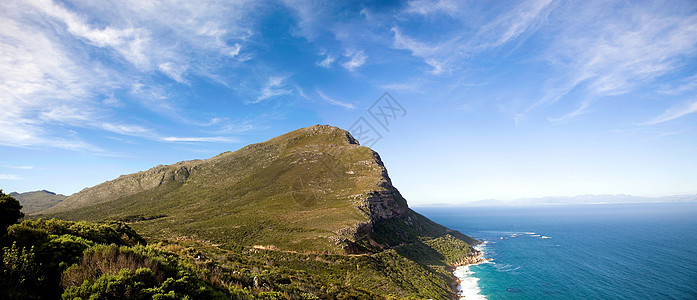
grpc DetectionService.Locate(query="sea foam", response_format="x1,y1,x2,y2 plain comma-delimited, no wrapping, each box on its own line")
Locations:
454,265,486,299
454,242,489,299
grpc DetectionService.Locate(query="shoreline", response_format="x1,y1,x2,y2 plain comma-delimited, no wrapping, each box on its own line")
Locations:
453,241,489,299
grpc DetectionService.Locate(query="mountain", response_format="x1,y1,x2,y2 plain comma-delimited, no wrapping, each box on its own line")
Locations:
40,125,476,254
10,190,67,214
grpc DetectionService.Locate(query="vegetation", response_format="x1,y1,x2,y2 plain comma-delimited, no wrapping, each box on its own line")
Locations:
11,126,481,299
1,215,474,299
1,190,24,237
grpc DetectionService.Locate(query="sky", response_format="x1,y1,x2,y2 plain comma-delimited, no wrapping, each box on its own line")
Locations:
1,0,697,205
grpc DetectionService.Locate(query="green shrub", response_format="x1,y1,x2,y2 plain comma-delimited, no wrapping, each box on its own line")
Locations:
0,242,45,299
0,190,23,237
15,219,145,246
62,244,222,300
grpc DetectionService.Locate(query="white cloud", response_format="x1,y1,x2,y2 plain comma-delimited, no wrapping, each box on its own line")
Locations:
26,0,151,68
39,105,94,124
0,0,257,151
101,122,153,136
316,90,356,109
547,99,593,123
392,0,553,74
503,1,697,121
158,62,188,83
478,0,553,48
391,27,440,58
342,50,367,71
226,43,242,57
100,122,239,144
658,73,697,95
0,174,21,180
160,136,238,143
253,76,292,103
0,165,34,170
645,99,697,125
317,55,335,68
279,0,327,41
404,0,459,16
381,82,422,92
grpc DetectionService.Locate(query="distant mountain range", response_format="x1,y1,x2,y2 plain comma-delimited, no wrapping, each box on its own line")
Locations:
462,194,697,206
10,190,67,214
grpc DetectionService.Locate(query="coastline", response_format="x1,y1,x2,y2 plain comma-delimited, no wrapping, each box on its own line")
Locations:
453,241,489,299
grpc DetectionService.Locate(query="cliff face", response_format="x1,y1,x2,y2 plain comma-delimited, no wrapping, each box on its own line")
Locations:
41,125,472,253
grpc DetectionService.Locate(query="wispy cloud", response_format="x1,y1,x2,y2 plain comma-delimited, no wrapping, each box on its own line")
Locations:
391,27,451,74
101,122,238,144
316,90,356,109
547,99,593,123
0,165,34,170
317,55,335,68
101,123,153,137
658,73,697,95
160,136,238,143
645,99,697,125
392,0,553,74
253,76,292,103
0,174,22,180
0,0,257,151
158,62,188,83
26,0,151,68
477,0,553,48
525,2,697,120
342,50,367,71
404,0,459,16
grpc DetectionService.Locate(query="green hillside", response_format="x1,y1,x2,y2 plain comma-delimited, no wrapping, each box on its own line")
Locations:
31,125,482,299
10,190,67,214
40,125,476,253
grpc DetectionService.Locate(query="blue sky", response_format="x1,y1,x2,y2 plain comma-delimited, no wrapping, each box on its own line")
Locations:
1,0,696,205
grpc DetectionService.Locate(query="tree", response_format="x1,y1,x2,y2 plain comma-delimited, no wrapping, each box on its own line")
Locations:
0,190,23,237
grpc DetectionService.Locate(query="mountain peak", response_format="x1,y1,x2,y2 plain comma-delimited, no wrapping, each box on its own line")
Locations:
263,124,359,147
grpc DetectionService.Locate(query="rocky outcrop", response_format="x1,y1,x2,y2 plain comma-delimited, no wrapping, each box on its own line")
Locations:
355,151,409,222
455,249,488,266
363,186,409,222
41,162,198,214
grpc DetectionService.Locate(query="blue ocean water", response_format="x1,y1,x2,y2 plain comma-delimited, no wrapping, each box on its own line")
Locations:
416,202,697,299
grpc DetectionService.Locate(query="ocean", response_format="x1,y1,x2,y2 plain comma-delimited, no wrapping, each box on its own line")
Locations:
416,202,697,299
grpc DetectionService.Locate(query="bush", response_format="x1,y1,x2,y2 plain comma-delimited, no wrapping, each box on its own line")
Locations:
61,244,222,300
14,219,145,246
0,218,147,299
0,190,23,237
0,242,45,299
62,244,165,288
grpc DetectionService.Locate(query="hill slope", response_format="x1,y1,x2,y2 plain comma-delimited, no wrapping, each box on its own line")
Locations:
11,190,67,214
40,125,476,254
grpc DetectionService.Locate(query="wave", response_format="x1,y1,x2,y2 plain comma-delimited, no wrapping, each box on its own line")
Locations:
454,265,487,300
454,241,489,299
493,264,520,272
